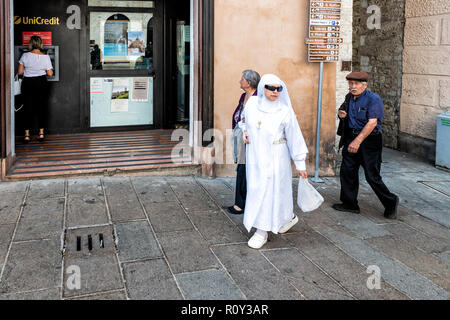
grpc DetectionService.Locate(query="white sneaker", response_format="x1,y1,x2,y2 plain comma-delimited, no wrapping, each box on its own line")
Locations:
278,215,299,234
248,232,268,249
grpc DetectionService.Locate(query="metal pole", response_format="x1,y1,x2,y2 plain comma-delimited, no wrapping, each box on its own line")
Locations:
311,61,325,183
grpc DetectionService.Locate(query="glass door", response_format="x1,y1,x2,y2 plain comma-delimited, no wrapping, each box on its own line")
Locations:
87,0,160,129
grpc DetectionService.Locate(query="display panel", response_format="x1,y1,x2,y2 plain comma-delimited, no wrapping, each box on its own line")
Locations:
90,12,153,70
90,77,153,127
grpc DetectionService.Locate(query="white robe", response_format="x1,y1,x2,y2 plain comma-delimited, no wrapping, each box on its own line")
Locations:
240,96,308,234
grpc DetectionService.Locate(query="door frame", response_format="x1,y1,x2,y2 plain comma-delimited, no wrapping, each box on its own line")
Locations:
85,2,162,131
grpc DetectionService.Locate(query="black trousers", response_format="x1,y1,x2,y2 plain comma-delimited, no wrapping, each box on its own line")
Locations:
234,164,247,209
340,133,397,209
21,75,48,132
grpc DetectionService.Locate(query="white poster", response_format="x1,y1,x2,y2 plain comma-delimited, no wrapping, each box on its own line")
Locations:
90,78,103,93
132,77,149,102
111,79,129,113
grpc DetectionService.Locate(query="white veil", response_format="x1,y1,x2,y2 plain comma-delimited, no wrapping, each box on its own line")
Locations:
256,74,293,114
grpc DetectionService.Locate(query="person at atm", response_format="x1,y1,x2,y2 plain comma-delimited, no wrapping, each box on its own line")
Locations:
18,35,53,142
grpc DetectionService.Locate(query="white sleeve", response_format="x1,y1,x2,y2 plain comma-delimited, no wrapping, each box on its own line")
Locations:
18,53,26,65
46,55,53,70
284,108,308,171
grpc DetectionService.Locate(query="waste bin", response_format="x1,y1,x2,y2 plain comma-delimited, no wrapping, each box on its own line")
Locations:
436,110,450,170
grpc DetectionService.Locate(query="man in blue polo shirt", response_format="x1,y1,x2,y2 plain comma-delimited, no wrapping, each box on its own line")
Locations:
333,71,399,219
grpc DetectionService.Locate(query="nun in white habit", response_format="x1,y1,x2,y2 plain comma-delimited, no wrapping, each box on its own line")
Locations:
239,74,308,249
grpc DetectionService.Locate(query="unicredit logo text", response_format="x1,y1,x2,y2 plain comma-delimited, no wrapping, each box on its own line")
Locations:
14,16,60,25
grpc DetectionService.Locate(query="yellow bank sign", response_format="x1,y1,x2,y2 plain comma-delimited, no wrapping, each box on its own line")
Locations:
14,16,60,25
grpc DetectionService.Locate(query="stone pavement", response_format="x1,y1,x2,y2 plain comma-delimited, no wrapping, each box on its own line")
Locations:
0,148,449,300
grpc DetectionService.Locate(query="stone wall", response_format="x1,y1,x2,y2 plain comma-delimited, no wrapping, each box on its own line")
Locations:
399,0,450,162
335,0,353,171
352,0,405,149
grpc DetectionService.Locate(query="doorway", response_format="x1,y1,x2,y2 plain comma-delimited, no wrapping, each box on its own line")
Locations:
87,0,162,130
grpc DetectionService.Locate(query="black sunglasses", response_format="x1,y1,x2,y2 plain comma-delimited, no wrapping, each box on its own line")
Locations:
265,85,283,92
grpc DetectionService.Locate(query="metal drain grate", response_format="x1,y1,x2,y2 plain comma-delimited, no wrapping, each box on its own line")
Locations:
63,226,115,257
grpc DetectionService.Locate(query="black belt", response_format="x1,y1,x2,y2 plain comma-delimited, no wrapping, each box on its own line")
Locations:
350,129,381,135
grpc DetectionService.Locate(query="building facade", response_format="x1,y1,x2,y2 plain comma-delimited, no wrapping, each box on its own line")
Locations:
2,0,348,180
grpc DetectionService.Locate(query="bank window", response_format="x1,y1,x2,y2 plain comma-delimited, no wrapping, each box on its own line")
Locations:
88,0,154,8
90,12,153,70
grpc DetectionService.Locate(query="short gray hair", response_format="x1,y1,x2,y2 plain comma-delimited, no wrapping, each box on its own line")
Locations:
242,70,261,89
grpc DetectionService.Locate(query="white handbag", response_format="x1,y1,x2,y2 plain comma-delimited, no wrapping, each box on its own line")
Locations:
14,74,22,96
297,178,324,212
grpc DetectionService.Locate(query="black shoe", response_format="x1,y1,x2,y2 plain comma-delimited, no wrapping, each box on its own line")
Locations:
227,206,244,215
384,196,399,219
332,203,360,214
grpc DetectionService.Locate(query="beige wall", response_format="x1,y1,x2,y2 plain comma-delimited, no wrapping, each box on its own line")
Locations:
401,0,450,141
213,0,337,177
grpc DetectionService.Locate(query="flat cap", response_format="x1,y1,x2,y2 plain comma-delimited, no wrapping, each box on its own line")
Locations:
346,71,369,82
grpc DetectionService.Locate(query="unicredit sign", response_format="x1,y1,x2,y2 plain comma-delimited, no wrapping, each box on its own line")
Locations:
14,16,60,25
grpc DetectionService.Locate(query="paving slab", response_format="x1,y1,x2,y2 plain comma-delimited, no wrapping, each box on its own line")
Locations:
115,220,162,262
381,175,450,228
175,269,245,300
0,224,15,266
67,178,103,197
261,248,354,300
62,253,123,298
383,223,449,254
211,244,304,300
284,231,408,300
65,225,115,258
222,210,249,237
321,204,392,239
67,195,108,228
435,251,450,267
69,290,126,300
157,230,220,274
143,201,194,233
166,177,219,212
131,176,177,203
123,259,182,300
195,178,235,207
367,236,450,292
420,181,450,197
27,179,65,200
0,181,28,194
0,192,25,225
103,177,145,222
187,210,247,245
314,225,449,300
0,287,60,300
14,198,65,242
398,214,450,245
0,238,61,294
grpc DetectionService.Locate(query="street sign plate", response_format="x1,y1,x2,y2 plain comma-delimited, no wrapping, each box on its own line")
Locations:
305,37,343,44
310,25,340,32
310,19,340,26
308,44,340,49
308,55,339,62
309,31,340,38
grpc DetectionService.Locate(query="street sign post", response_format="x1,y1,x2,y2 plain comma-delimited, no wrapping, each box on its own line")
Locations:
307,0,342,183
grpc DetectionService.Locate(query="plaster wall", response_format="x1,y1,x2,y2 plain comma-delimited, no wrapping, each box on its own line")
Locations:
213,0,338,177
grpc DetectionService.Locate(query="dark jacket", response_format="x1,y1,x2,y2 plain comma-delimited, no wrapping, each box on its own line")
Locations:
337,93,352,150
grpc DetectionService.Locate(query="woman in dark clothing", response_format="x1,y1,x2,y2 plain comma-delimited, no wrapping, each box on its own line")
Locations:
228,70,260,215
18,36,53,142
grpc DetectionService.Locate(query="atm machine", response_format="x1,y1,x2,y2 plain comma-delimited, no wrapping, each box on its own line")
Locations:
14,46,60,81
